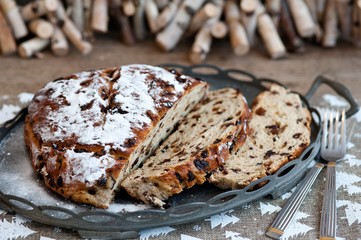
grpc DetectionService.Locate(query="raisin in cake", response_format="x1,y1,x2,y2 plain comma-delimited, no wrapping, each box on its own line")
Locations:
24,64,208,208
209,84,311,189
121,88,250,207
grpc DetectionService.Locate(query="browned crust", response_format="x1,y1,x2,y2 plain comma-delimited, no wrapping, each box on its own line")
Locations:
149,125,248,195
130,96,251,206
24,66,207,208
210,84,312,191
254,86,312,175
25,115,119,208
263,142,310,175
27,66,206,158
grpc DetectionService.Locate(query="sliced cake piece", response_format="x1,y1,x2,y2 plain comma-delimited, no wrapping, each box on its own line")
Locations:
121,88,250,207
209,84,311,189
24,64,208,208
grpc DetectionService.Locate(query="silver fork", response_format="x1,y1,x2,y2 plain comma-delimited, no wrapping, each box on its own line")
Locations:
319,109,346,240
266,162,324,239
266,109,346,240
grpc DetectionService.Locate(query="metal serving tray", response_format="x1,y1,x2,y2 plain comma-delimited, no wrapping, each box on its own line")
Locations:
0,64,358,239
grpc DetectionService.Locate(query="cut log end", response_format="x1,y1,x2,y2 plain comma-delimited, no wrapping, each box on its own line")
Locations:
44,0,59,12
30,20,55,39
211,21,228,39
270,50,287,59
189,51,205,64
241,0,258,14
79,41,93,55
123,1,136,16
234,45,250,56
203,3,218,18
156,31,173,52
18,38,50,58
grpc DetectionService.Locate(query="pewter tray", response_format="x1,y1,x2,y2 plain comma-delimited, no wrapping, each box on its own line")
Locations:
0,64,358,239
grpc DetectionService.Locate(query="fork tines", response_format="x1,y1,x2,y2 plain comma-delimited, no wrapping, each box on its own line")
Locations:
321,109,346,159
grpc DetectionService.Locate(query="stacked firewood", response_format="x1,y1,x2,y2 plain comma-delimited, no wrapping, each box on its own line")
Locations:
0,0,359,61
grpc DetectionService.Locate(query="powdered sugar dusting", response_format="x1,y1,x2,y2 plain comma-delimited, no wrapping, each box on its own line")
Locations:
0,104,21,124
63,149,117,185
31,70,111,146
29,64,189,152
24,64,197,203
130,64,186,93
108,65,159,136
17,92,34,105
115,65,156,116
107,203,150,213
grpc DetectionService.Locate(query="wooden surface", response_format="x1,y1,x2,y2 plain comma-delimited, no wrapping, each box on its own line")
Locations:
0,38,361,240
1,37,361,99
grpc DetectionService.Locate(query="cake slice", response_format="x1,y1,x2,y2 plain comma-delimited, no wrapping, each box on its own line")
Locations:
121,88,250,207
209,84,311,189
24,64,208,208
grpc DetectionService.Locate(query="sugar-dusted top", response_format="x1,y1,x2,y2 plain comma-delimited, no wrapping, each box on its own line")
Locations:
28,64,198,152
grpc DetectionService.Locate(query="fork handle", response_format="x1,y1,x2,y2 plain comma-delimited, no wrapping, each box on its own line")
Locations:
266,163,324,239
320,162,337,240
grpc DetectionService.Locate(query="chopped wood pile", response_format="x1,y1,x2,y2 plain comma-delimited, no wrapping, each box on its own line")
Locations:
0,0,358,61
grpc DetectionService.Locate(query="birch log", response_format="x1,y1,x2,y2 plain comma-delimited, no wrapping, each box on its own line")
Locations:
225,0,250,55
241,0,258,15
0,0,28,39
111,0,136,45
122,0,136,17
71,0,84,32
189,0,223,61
204,0,225,39
304,0,323,42
304,0,317,19
145,0,159,33
228,21,250,56
317,0,327,22
91,0,108,32
83,0,93,40
187,2,218,35
18,38,50,58
51,27,69,56
156,0,206,51
133,0,147,40
155,0,169,10
258,13,286,59
29,19,54,39
265,0,281,24
211,21,228,39
240,0,265,45
322,0,338,47
0,10,16,55
62,17,93,55
123,0,136,16
189,25,212,63
279,0,304,52
48,2,93,55
336,0,352,41
225,0,241,22
156,0,180,31
21,0,58,21
287,0,316,37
